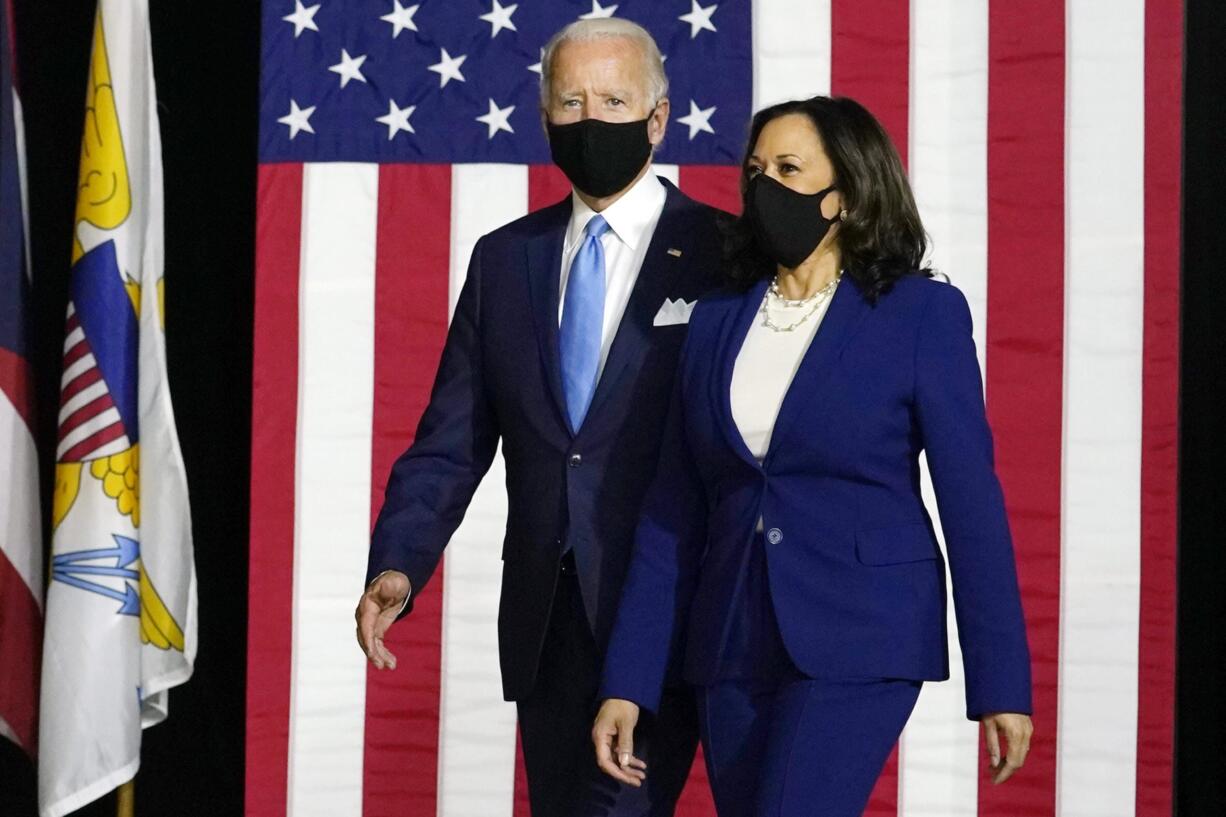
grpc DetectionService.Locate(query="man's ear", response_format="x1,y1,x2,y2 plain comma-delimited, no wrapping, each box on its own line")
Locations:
647,98,670,146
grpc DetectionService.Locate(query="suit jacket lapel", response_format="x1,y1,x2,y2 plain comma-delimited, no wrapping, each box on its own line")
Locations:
714,275,872,469
582,182,688,425
762,275,871,467
525,201,572,435
716,278,770,466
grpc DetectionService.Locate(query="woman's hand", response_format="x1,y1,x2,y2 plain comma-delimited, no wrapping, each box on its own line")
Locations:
592,698,647,787
981,712,1034,784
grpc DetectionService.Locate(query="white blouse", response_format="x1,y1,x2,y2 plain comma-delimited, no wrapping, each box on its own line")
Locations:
730,280,839,462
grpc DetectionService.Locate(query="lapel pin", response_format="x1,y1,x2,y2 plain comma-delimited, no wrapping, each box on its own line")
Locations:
667,248,683,257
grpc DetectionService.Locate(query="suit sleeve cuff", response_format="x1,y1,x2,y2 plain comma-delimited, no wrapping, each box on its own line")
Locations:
598,677,663,716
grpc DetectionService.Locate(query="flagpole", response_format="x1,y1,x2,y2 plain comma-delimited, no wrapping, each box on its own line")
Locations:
117,779,134,817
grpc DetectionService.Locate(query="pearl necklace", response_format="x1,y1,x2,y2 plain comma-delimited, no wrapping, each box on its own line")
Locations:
761,273,841,333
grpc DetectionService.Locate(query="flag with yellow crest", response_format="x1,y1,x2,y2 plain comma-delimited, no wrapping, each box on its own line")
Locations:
38,2,195,815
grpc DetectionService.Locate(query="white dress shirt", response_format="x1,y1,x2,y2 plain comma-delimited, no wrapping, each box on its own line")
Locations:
558,170,668,378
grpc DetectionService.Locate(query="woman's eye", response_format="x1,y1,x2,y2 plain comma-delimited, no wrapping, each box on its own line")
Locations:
746,166,763,178
780,164,799,175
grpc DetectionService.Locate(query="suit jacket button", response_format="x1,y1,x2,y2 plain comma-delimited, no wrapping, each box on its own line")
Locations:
568,454,582,468
766,527,783,545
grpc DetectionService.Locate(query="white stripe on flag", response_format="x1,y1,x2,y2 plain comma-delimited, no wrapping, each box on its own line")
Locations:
59,354,95,392
752,0,832,108
654,164,680,185
0,399,43,603
58,380,109,425
1057,1,1145,813
289,162,379,817
0,716,18,748
437,164,526,817
55,408,124,458
63,326,85,353
901,0,989,813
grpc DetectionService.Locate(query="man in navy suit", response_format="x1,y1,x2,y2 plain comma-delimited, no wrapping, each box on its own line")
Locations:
354,17,724,817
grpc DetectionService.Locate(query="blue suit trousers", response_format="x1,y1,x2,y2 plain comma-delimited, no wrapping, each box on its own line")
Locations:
697,532,922,816
698,675,921,817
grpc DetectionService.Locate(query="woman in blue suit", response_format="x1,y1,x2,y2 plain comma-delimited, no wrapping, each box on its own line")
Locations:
591,96,1034,816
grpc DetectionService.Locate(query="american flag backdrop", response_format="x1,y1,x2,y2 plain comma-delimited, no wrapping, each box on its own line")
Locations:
247,1,1182,815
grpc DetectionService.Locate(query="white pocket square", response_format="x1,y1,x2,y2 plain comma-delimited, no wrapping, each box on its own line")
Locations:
653,297,696,327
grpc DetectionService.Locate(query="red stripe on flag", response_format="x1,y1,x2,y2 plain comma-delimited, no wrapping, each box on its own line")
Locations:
61,336,90,369
245,163,303,817
65,313,79,334
0,549,40,754
58,393,115,439
672,745,717,817
59,367,102,409
513,726,531,817
831,5,911,811
1136,1,1181,813
863,745,900,817
832,0,911,167
361,164,452,817
0,346,34,432
678,166,742,215
983,2,1065,814
528,165,572,212
59,421,126,463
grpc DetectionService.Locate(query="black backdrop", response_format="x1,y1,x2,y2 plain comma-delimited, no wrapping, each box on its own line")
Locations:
1,1,1223,815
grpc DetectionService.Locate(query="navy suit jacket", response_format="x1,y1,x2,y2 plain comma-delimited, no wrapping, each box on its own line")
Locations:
366,179,724,701
599,273,1033,721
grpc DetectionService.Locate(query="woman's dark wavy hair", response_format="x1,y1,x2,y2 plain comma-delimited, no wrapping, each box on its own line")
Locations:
722,95,931,302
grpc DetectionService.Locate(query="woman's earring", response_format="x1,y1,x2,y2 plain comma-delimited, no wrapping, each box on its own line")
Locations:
839,209,849,221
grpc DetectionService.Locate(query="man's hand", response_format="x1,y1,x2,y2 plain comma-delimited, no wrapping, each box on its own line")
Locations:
981,712,1034,784
592,698,647,787
355,571,410,670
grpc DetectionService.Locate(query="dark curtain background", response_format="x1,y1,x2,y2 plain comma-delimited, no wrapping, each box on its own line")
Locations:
1,1,1222,815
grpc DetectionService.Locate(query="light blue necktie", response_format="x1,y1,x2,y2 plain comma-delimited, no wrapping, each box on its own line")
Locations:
559,214,610,432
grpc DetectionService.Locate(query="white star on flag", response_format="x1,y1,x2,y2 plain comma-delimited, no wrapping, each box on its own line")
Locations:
328,49,368,88
380,1,420,38
376,100,417,140
579,1,618,19
678,1,718,39
428,48,467,88
476,98,516,139
528,48,545,75
677,99,716,139
278,99,316,139
479,0,518,38
282,1,321,38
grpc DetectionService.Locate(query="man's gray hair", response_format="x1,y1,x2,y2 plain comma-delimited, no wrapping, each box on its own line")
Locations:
538,18,669,110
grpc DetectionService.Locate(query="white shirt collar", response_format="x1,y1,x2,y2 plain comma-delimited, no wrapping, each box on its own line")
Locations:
564,170,668,253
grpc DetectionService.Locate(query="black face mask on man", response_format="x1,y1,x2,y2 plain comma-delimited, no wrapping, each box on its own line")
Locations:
746,173,842,269
547,115,654,199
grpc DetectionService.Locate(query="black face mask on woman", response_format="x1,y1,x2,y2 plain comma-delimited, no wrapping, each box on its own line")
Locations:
747,173,842,269
547,116,654,198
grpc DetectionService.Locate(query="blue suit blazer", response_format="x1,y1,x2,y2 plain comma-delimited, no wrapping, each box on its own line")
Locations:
600,273,1033,721
365,180,724,701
